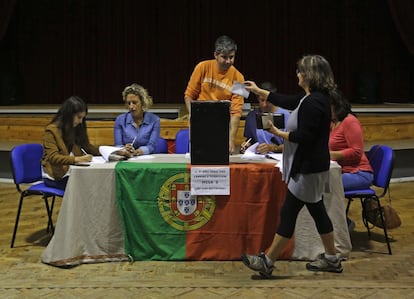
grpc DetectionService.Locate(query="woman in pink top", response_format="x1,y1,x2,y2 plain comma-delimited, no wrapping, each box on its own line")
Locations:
329,90,373,190
329,90,374,229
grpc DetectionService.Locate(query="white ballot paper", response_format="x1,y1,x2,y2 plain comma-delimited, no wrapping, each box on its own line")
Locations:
231,81,250,98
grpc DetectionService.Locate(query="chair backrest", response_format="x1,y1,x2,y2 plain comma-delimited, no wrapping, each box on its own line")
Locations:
367,144,395,195
10,143,43,185
175,128,189,154
156,137,168,153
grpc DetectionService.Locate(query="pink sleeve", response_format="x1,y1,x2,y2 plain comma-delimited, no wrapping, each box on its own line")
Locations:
340,116,364,163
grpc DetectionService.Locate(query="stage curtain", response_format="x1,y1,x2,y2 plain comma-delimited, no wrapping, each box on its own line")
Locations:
0,0,16,41
388,0,414,55
4,0,413,104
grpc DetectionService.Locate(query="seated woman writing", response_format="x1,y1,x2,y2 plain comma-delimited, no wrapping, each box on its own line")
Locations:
42,96,101,190
114,83,160,156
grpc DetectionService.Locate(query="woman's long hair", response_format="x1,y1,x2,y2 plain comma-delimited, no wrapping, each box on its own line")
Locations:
330,89,353,121
51,96,90,149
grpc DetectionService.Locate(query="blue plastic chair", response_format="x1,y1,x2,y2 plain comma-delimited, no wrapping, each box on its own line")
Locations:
10,143,65,248
344,144,395,254
156,137,168,153
175,129,189,154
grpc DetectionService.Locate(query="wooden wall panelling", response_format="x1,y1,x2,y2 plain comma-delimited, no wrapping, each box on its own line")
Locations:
1,114,414,151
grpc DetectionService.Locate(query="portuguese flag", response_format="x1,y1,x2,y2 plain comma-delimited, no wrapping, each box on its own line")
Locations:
115,162,293,261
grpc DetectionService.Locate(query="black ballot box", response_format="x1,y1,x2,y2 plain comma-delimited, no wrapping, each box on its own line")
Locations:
190,101,230,165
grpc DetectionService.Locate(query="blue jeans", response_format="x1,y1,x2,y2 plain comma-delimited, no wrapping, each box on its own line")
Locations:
342,170,374,191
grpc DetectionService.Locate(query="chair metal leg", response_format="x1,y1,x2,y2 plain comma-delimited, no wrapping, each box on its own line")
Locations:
46,196,56,233
50,196,55,215
10,195,24,248
43,196,55,234
360,197,392,255
345,197,352,215
375,198,392,255
381,223,392,255
360,198,372,237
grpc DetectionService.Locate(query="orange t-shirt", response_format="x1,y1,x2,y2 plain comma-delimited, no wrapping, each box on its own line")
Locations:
184,59,245,116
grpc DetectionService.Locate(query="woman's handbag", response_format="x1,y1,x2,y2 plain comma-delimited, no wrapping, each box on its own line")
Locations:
363,198,401,229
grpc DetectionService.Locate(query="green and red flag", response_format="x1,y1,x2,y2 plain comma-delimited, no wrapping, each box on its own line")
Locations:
115,162,293,261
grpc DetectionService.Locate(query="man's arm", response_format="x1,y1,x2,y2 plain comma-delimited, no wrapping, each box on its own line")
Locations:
184,96,193,114
229,115,240,154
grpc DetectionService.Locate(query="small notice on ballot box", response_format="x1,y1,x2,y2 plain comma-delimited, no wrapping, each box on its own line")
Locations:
190,167,230,195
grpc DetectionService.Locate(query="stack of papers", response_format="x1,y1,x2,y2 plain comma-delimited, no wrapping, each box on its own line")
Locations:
74,146,156,166
99,146,127,162
241,143,266,160
99,146,154,162
91,156,106,164
241,143,283,164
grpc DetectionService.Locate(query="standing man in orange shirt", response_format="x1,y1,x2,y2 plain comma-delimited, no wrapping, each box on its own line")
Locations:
184,35,245,154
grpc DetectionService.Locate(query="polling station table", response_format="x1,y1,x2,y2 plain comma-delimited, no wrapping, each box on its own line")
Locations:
41,154,351,267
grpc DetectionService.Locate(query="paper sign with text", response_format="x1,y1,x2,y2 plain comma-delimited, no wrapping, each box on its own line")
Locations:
190,167,230,195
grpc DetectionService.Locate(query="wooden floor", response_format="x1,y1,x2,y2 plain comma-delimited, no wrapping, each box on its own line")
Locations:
0,181,413,298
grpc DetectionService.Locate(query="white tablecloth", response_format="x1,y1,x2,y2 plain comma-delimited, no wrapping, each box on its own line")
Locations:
41,155,351,267
41,162,128,267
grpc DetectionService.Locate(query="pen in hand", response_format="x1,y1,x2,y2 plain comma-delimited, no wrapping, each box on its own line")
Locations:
241,138,252,149
131,136,136,149
77,148,92,163
240,138,252,154
124,136,137,155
